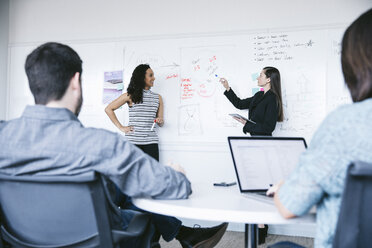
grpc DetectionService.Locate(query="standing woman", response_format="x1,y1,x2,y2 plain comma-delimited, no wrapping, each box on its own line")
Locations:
221,67,284,136
105,65,229,247
105,64,164,161
105,64,165,244
220,66,284,244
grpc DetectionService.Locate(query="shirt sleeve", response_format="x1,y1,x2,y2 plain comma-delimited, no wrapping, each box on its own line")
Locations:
243,95,278,134
224,88,252,110
277,156,324,216
95,133,192,200
277,110,346,216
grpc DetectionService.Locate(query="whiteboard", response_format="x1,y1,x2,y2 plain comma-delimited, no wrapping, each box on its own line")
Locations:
7,26,351,145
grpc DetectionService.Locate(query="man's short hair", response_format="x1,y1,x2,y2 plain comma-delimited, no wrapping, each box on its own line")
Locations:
25,42,83,105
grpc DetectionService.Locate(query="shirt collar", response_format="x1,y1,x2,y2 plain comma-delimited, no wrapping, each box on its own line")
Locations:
22,105,79,121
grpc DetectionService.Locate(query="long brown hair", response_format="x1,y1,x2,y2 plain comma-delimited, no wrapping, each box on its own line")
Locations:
264,66,284,122
341,8,372,102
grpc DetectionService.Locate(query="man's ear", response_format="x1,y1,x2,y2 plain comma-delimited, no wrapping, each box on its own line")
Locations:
70,72,80,90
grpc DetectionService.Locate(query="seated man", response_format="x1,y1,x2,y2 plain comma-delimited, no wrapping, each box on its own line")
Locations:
0,42,227,248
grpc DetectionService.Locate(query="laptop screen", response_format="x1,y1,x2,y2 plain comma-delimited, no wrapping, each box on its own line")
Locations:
228,137,307,192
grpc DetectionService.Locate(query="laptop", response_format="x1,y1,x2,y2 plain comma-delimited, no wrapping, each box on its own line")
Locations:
227,136,307,204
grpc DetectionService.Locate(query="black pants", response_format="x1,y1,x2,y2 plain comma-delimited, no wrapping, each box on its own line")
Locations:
135,143,159,161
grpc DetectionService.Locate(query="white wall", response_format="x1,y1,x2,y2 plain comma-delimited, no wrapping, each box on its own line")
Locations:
7,0,372,236
0,0,9,120
9,0,371,44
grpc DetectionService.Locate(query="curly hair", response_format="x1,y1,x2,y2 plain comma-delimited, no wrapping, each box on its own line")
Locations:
127,64,150,104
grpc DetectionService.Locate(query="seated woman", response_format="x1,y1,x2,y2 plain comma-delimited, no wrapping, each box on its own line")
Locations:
270,8,372,248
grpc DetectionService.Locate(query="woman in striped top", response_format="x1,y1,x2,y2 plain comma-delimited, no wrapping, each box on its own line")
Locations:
105,64,229,247
105,64,164,160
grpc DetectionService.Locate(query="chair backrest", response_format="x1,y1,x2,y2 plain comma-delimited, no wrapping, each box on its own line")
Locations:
0,172,153,248
333,161,372,248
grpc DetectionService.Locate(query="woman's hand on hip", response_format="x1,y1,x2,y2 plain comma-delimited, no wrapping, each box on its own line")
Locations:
120,126,134,134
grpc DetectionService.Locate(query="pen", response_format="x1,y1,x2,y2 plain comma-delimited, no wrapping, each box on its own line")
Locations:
215,74,223,81
213,182,237,187
150,120,156,131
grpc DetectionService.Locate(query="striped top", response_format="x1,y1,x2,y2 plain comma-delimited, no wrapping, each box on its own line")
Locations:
125,89,159,145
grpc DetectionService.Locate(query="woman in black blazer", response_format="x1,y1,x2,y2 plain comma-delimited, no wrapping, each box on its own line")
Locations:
221,66,284,244
221,67,284,136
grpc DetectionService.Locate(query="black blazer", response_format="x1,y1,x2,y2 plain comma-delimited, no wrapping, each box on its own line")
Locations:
224,88,279,136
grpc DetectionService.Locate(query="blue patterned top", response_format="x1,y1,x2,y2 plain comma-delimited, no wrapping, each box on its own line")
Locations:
278,98,372,248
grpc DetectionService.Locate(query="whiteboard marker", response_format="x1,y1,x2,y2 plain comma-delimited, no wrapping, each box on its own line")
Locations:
150,120,156,131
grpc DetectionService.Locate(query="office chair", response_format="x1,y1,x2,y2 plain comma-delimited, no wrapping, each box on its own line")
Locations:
333,161,372,248
0,172,154,248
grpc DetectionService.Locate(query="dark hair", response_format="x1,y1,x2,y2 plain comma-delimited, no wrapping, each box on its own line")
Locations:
341,8,372,102
25,42,82,105
127,64,150,104
264,66,284,122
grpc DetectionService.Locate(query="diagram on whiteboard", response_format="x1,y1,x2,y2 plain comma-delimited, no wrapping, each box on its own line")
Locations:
248,30,329,142
274,67,326,141
178,45,239,135
178,104,202,135
180,45,235,103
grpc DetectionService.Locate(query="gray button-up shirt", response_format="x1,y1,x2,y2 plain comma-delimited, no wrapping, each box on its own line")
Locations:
0,105,191,200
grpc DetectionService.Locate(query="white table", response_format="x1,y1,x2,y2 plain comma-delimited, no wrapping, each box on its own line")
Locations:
133,182,315,248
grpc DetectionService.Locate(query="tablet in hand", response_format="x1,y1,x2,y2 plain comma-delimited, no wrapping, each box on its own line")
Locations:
229,114,256,124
